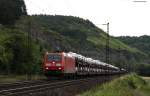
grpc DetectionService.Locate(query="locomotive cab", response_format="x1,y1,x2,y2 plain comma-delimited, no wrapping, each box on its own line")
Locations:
44,53,64,76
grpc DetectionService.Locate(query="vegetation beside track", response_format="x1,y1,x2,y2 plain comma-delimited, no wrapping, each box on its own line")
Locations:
0,75,46,84
80,74,150,96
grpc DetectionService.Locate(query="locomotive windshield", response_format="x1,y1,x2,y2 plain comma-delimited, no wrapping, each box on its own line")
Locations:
47,54,61,62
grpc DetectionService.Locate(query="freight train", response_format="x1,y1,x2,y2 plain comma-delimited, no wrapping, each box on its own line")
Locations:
43,52,126,77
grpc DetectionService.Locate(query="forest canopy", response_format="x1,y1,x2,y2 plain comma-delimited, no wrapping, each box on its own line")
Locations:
0,0,27,25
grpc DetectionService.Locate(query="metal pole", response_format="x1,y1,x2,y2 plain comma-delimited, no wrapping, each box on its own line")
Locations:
106,23,109,64
102,22,110,78
106,23,110,75
102,22,110,64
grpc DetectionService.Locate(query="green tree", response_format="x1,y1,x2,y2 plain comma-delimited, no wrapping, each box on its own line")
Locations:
0,28,41,75
0,0,27,25
137,64,150,76
10,30,40,75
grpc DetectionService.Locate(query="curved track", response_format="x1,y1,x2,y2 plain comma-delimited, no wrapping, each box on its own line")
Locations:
0,79,63,94
0,76,112,96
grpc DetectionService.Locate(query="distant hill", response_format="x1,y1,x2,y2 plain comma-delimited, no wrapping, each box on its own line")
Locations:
117,35,150,63
0,15,149,75
117,35,150,56
29,15,140,52
116,35,150,76
16,15,146,61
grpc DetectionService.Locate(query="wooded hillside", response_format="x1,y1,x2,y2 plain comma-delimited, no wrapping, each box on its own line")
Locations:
0,0,149,76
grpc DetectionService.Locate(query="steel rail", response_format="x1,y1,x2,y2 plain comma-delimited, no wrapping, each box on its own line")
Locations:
0,77,105,96
0,79,63,92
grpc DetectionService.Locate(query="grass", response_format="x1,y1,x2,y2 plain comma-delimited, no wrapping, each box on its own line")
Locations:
141,77,150,95
79,74,150,96
0,75,46,84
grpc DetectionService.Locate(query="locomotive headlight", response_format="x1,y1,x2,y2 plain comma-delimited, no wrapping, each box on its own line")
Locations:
56,63,61,66
58,67,62,70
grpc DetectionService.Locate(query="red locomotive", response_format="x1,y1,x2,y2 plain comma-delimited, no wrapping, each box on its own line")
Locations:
43,51,125,77
43,52,75,76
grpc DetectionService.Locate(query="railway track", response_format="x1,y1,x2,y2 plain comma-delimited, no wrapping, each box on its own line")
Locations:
0,78,64,93
0,76,111,96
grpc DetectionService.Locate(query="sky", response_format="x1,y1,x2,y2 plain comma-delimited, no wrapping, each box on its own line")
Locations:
24,0,150,36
